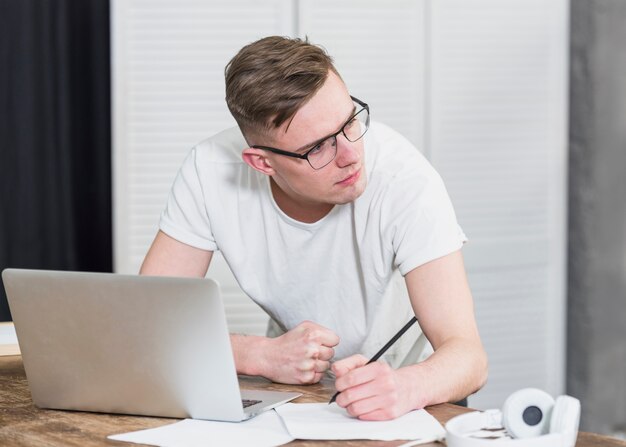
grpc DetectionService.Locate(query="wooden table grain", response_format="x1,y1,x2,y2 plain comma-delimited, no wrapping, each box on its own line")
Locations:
1,355,625,446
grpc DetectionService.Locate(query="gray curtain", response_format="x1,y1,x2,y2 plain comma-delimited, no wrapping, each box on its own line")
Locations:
0,0,112,320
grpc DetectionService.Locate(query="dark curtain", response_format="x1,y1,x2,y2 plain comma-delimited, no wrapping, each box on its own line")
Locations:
0,0,112,321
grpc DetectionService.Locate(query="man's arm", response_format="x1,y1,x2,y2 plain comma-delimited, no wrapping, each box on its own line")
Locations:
140,230,213,277
140,230,338,384
332,249,488,420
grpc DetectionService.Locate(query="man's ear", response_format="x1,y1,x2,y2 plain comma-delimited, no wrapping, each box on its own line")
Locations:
242,147,275,175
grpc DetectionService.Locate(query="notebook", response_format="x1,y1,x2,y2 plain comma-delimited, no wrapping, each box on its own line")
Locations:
1,268,300,421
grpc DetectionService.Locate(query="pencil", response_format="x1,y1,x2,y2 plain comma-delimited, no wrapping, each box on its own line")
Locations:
328,316,418,404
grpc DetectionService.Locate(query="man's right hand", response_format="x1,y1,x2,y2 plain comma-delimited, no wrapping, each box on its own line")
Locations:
234,321,339,385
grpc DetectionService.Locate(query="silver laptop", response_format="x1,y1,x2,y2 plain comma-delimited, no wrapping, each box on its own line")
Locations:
1,268,300,421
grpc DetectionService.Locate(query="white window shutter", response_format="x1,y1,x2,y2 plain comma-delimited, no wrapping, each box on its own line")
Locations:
298,0,427,150
428,0,569,408
113,2,569,407
112,0,295,334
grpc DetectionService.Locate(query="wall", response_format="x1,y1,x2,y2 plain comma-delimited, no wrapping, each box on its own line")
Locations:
112,0,569,410
568,0,626,435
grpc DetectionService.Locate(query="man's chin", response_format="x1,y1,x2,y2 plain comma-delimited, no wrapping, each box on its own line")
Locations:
333,176,367,205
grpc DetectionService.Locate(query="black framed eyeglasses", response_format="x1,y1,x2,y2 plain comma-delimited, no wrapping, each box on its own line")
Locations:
252,96,370,170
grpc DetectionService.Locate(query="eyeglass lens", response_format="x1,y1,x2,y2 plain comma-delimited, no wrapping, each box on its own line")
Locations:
307,107,369,169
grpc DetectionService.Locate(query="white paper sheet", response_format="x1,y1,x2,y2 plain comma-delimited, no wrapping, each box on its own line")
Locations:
0,323,18,345
0,323,20,356
108,411,294,447
275,403,446,442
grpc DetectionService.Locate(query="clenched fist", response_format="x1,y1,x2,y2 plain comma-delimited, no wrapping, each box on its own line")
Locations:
263,320,339,384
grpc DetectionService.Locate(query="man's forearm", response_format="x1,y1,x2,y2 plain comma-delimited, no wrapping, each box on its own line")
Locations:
400,337,488,409
402,251,488,408
229,322,339,385
230,333,271,377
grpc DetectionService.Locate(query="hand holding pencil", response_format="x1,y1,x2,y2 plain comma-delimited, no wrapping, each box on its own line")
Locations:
330,317,419,421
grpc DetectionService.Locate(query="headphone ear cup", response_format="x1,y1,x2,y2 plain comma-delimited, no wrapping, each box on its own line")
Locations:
550,395,581,447
502,388,555,438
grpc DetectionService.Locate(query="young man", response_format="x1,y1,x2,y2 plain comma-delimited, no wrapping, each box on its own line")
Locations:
140,36,487,420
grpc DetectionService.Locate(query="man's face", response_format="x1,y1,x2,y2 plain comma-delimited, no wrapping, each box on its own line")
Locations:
256,72,368,218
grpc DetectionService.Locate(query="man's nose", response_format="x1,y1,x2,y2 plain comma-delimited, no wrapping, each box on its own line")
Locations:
334,134,360,167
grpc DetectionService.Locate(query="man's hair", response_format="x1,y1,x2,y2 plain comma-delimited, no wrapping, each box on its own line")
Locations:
225,36,341,138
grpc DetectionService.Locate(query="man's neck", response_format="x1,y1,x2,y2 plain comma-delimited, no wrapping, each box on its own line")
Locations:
270,178,334,224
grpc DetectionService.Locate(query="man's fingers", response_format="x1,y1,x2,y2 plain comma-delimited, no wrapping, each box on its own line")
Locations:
332,354,369,377
335,361,390,395
298,359,330,374
357,407,399,421
270,321,340,384
315,345,335,361
344,395,383,418
318,329,340,348
297,321,340,347
301,369,325,384
314,360,330,373
334,379,374,407
312,372,324,383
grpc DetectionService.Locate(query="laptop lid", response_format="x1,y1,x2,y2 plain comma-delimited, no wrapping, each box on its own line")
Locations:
1,269,299,421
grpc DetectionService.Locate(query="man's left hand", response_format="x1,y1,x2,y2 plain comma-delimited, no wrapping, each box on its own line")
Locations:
331,354,422,420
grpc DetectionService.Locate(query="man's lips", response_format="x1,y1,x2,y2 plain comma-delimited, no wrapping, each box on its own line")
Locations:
336,168,361,186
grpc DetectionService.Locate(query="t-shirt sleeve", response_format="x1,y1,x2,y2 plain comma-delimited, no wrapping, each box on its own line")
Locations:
385,162,467,276
159,147,218,251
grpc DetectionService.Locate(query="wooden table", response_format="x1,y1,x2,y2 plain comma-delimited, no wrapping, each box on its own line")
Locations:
1,356,625,446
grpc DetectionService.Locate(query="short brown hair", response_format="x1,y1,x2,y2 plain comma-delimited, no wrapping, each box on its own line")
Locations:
225,36,341,137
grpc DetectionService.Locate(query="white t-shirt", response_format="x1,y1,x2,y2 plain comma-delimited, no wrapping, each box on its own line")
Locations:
160,122,466,363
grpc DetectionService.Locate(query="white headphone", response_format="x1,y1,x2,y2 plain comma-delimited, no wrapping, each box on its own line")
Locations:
446,388,581,447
